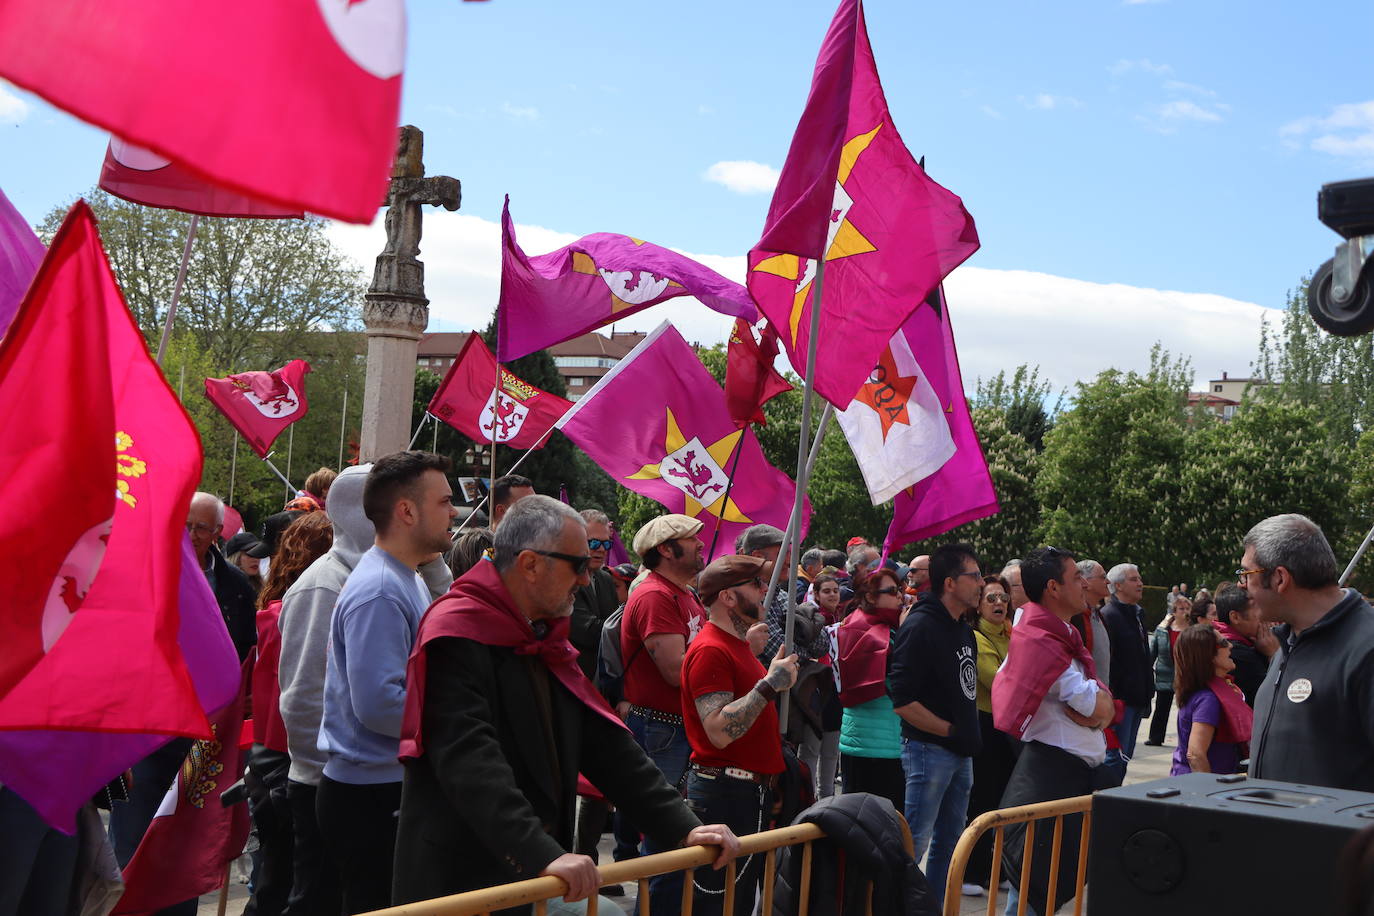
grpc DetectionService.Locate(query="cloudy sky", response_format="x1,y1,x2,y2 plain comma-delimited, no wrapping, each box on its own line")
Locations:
5,0,1369,392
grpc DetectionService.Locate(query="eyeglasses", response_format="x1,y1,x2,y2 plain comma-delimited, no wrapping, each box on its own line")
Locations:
732,577,765,591
186,521,217,535
1234,567,1268,582
587,538,613,551
530,550,591,576
955,571,983,580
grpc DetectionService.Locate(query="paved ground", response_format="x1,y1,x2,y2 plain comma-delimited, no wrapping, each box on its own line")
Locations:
196,718,1180,915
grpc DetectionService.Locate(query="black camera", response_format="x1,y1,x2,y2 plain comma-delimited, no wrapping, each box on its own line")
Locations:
1307,177,1374,335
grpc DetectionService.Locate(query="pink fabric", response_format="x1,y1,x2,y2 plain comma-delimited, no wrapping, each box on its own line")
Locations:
0,1,399,223
746,0,979,409
991,602,1103,740
204,360,311,459
1208,676,1253,745
0,184,44,338
836,604,900,707
99,138,302,218
428,332,572,450
884,288,999,550
252,601,289,753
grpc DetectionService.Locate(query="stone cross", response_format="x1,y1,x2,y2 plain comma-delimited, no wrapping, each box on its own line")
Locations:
359,125,461,461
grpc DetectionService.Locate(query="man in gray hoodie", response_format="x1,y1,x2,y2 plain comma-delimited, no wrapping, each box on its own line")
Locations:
276,464,452,916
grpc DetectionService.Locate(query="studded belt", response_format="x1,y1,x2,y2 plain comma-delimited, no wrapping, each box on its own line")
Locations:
691,764,779,789
628,705,684,727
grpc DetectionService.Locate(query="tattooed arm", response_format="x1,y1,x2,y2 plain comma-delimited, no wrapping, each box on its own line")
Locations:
694,648,799,749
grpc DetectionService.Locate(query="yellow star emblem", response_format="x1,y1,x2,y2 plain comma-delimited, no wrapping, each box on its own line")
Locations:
627,408,753,522
751,123,883,346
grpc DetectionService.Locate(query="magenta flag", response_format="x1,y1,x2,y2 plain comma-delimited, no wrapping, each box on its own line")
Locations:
883,288,998,552
0,0,402,223
0,185,44,338
496,197,756,362
204,360,312,459
747,0,980,409
555,322,806,560
99,137,303,219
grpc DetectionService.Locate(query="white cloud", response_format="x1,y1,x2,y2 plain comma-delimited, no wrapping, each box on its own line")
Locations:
1109,58,1172,78
702,160,780,194
0,81,30,124
325,211,1269,393
1122,0,1167,5
501,101,539,121
1163,80,1217,98
1158,99,1223,122
980,105,1004,120
1020,94,1083,111
1281,101,1374,161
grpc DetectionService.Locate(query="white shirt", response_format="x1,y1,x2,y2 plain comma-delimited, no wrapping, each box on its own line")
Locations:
1014,646,1106,766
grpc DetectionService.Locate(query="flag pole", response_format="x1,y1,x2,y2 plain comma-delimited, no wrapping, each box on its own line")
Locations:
228,435,239,507
706,426,751,559
286,424,295,499
779,257,825,731
154,214,199,366
338,387,348,470
258,448,297,495
489,359,501,509
407,412,429,449
452,429,550,535
761,401,833,610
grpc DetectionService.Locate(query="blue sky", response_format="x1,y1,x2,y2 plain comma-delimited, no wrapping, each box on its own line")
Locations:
3,0,1371,388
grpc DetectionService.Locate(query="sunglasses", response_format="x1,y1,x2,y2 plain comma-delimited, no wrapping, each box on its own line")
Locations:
531,550,591,576
874,586,901,596
587,538,613,551
984,593,1009,603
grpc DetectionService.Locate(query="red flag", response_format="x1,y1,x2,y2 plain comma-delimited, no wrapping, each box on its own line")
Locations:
99,138,303,219
204,361,312,459
0,201,223,738
725,318,793,428
428,334,572,450
0,0,403,224
747,0,979,409
113,667,251,915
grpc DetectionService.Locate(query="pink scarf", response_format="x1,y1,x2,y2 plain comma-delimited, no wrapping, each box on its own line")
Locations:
992,601,1104,739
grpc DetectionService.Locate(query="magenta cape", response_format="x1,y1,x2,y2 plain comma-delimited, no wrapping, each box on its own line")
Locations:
836,604,900,707
991,602,1103,740
399,560,624,763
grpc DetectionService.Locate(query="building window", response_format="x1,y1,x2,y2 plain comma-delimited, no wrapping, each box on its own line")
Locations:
567,377,586,387
1223,405,1237,420
1213,385,1222,392
554,356,617,369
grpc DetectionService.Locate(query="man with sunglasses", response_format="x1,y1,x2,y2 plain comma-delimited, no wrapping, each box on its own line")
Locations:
1242,514,1374,792
888,543,983,908
570,509,619,680
682,554,799,916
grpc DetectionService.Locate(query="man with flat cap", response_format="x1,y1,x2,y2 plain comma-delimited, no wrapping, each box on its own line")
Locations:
620,513,708,913
683,555,799,915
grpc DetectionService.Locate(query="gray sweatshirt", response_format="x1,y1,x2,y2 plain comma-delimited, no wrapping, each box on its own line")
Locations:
276,464,453,785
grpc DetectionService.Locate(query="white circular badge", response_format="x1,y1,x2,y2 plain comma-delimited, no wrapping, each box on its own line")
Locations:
1287,678,1313,704
315,0,406,80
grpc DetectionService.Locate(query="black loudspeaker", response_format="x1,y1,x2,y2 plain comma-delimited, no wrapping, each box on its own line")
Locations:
1087,773,1374,915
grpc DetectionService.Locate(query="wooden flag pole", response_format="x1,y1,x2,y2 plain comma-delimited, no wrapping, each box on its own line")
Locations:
154,214,199,366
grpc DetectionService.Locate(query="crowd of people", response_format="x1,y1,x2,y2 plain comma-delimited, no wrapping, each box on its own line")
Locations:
8,452,1374,916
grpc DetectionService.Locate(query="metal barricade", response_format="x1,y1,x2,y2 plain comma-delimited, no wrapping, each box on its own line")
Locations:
943,795,1094,916
362,817,914,916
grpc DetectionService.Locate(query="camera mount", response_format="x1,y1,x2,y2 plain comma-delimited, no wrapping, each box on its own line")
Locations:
1307,177,1374,335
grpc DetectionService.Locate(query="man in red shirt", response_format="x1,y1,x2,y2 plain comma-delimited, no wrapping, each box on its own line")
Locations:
683,555,799,916
620,513,709,913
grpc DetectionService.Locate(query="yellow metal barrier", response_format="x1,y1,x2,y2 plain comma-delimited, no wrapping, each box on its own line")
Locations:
363,816,915,916
943,795,1094,916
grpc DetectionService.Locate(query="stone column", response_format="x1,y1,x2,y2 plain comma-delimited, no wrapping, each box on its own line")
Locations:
358,126,461,462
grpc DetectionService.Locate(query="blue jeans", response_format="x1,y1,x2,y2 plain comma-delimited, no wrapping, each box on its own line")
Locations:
1103,704,1147,784
626,712,691,916
901,739,973,907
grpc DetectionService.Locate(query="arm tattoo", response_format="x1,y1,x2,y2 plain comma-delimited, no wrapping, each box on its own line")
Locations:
765,666,792,690
696,687,770,743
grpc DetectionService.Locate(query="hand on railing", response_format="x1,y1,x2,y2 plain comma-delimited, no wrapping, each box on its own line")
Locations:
539,853,600,903
683,823,742,870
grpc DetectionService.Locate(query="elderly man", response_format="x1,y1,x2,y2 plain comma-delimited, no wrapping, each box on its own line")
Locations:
394,497,739,909
1076,559,1113,686
490,473,536,528
1002,560,1027,614
992,547,1115,916
1242,514,1374,792
188,491,257,661
907,555,931,594
683,555,799,915
797,546,824,602
1099,563,1151,782
620,513,709,913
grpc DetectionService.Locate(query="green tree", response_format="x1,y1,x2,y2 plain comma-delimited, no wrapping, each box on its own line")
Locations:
973,364,1061,450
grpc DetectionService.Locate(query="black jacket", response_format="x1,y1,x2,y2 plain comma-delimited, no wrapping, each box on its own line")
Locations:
887,595,981,757
1252,589,1374,792
771,793,937,916
1226,639,1270,707
205,545,257,661
392,636,701,909
569,568,618,680
1099,597,1152,707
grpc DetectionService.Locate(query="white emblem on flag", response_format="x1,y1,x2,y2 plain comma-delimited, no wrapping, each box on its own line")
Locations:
315,0,406,80
41,518,113,652
599,269,671,305
661,436,729,505
239,383,301,419
109,138,171,172
480,391,530,443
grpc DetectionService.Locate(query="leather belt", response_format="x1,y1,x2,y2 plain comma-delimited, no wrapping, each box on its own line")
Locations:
628,705,684,727
691,764,779,789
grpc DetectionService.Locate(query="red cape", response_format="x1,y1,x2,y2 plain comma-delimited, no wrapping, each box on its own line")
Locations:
836,604,901,707
1208,675,1253,745
399,559,625,763
992,602,1105,740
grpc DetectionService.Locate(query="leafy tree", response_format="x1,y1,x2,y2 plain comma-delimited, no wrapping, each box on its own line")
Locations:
973,365,1061,450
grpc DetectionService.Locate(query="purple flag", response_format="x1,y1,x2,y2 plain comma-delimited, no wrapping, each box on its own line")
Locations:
883,288,998,553
555,321,806,561
607,526,631,567
746,0,979,409
0,536,239,832
0,185,44,338
496,197,757,362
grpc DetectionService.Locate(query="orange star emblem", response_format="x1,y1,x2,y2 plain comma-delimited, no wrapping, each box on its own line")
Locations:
856,348,918,441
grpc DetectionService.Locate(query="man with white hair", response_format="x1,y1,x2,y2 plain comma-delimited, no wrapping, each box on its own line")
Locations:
188,490,258,661
1002,559,1027,613
1076,559,1113,686
394,496,740,909
1099,562,1152,781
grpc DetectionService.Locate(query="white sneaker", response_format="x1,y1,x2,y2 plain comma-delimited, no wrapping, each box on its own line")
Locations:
962,883,986,897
